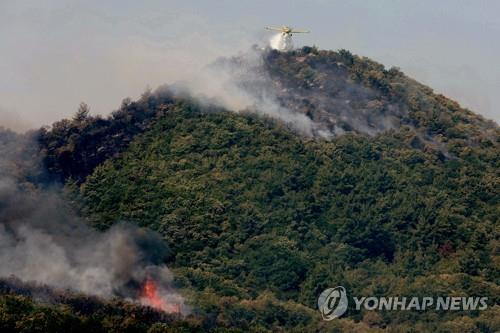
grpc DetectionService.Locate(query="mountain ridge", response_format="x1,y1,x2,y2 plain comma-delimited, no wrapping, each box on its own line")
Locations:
39,47,498,184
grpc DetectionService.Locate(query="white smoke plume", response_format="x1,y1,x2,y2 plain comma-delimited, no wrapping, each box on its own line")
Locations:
166,46,325,138
0,129,188,314
269,33,293,51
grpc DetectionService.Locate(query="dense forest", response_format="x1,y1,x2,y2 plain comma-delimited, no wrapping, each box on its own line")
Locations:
1,48,498,332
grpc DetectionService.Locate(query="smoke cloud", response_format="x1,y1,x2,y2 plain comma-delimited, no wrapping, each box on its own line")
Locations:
166,46,321,137
160,33,405,139
0,129,187,314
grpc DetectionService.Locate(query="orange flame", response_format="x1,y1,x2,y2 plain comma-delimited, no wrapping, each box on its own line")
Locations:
141,278,180,314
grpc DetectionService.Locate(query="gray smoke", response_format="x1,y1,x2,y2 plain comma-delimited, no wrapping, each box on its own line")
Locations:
167,47,324,138
168,46,410,139
0,129,187,313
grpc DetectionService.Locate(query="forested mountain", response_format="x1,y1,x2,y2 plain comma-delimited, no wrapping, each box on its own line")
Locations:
2,48,499,332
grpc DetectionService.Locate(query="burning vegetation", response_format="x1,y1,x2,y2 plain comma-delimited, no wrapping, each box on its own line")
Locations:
140,278,182,314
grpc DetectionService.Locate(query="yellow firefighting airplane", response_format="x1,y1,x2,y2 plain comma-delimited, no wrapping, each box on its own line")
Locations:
265,26,310,37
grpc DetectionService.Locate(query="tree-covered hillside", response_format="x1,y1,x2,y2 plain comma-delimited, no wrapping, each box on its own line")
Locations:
12,48,500,332
69,104,497,332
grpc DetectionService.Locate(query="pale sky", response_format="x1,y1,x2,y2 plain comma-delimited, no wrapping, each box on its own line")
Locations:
0,0,498,130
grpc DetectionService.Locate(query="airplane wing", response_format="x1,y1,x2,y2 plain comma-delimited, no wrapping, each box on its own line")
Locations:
290,30,310,33
265,27,283,32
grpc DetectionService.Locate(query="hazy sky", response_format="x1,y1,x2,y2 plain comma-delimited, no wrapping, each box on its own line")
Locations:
1,0,498,130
